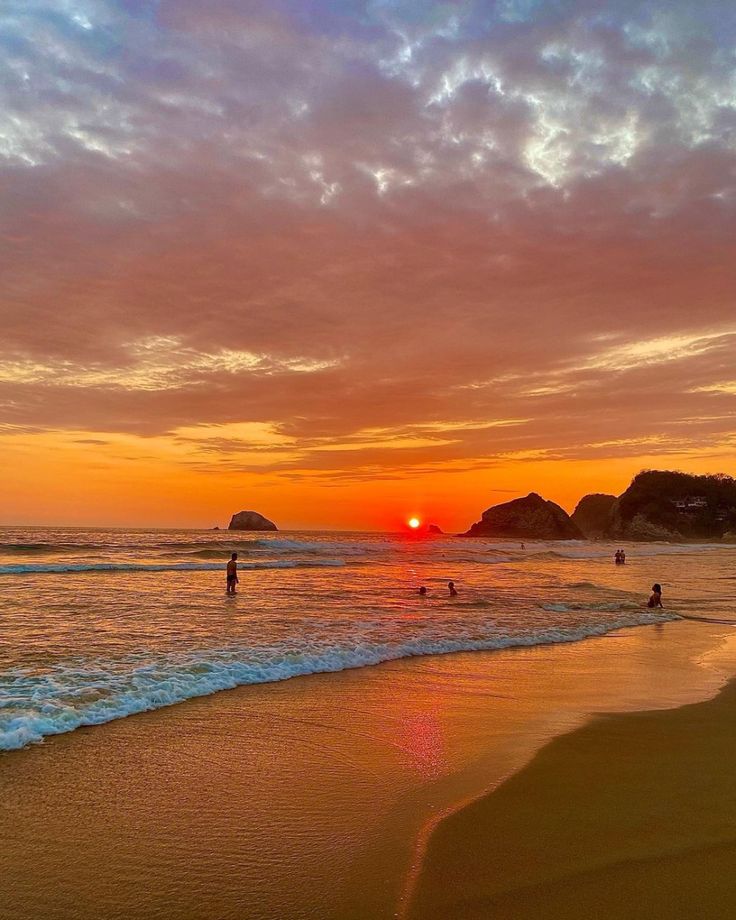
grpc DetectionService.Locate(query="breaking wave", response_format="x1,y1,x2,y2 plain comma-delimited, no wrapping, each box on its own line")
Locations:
0,608,675,751
0,560,346,576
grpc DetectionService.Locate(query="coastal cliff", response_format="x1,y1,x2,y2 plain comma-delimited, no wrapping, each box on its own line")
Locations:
606,470,736,540
463,492,583,540
228,511,278,531
571,494,617,539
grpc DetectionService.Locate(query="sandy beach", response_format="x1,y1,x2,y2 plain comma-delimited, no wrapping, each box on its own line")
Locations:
3,619,736,920
409,643,736,920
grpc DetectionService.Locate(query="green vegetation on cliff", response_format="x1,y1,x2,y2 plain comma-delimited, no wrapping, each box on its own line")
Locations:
610,470,736,540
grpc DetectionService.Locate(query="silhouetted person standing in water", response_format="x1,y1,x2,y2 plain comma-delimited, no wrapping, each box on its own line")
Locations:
648,583,663,608
448,581,458,597
226,552,239,594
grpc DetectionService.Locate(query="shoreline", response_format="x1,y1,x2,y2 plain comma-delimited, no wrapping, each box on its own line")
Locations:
3,620,736,919
407,658,736,919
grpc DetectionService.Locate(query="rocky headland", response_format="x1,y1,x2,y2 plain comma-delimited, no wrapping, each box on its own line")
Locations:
462,471,736,542
594,470,736,541
463,492,583,540
570,493,618,539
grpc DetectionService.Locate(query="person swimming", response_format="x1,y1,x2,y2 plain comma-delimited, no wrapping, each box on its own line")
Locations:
448,581,458,597
226,552,239,594
647,583,663,608
418,586,427,596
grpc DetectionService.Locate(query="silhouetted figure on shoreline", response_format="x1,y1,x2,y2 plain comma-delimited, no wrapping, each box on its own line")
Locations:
226,552,239,594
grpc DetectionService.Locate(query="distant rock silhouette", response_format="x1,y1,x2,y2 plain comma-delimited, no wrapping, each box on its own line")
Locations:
427,523,443,534
571,494,617,538
228,511,278,531
463,492,583,540
608,470,736,540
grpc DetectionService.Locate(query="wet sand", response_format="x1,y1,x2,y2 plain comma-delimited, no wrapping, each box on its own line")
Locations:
408,643,736,920
2,620,736,920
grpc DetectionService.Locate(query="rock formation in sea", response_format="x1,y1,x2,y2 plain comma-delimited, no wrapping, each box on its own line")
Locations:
571,494,617,539
427,523,443,534
228,511,278,531
607,470,736,541
463,492,583,540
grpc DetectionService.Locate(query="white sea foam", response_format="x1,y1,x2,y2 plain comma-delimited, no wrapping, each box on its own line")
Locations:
0,609,674,751
2,527,730,756
0,560,345,575
541,600,645,613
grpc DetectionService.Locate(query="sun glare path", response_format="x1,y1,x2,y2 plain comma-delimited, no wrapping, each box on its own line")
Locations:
408,517,421,529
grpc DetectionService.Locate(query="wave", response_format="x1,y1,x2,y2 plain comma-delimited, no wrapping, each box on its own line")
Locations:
0,536,385,559
0,560,346,576
0,543,93,554
541,600,646,613
518,543,736,560
0,609,675,751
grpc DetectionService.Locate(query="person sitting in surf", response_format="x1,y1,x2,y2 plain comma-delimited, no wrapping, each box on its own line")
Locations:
647,583,663,608
226,552,239,594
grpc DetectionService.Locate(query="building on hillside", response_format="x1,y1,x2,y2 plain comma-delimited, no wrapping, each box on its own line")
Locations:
673,496,708,512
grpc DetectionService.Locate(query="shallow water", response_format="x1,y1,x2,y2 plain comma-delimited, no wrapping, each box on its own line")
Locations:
1,527,734,751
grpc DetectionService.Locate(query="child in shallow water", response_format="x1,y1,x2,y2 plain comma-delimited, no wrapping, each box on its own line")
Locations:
647,583,663,608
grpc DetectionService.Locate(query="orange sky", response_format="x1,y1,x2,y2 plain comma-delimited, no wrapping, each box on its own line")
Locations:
2,426,735,531
1,1,735,530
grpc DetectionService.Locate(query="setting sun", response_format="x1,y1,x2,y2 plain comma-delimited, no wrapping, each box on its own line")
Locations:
408,517,421,529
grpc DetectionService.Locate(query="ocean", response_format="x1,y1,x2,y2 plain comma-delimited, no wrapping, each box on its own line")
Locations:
2,527,734,752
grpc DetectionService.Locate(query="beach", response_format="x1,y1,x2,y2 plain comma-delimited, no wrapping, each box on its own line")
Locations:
6,0,736,914
409,639,736,920
3,617,736,920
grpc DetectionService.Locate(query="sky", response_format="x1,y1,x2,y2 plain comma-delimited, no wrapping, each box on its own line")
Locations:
1,0,735,530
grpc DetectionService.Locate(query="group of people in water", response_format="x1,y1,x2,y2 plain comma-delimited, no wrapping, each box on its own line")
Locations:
225,549,663,607
611,548,662,606
418,581,457,597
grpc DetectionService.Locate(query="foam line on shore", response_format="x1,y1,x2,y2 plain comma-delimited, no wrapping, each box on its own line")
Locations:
0,610,675,751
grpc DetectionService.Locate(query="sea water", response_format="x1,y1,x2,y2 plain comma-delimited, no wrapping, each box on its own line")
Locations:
1,527,734,751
